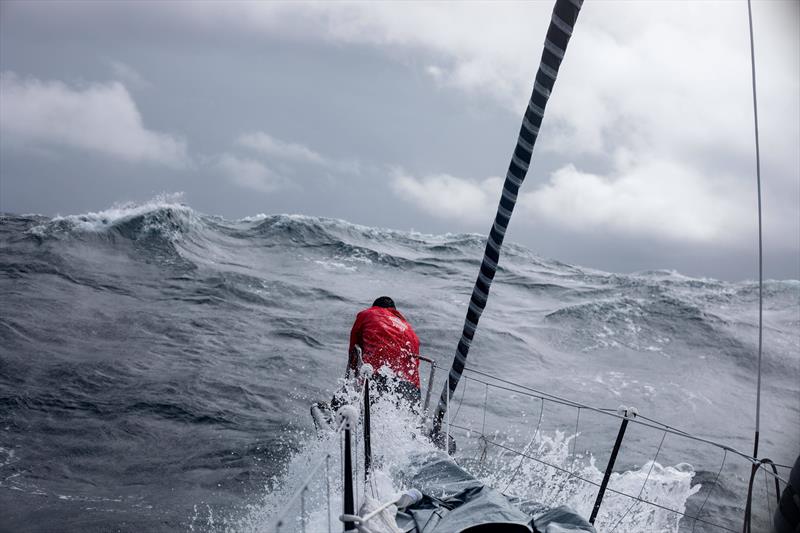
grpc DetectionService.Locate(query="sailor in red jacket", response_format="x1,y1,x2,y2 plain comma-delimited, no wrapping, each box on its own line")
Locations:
348,296,421,404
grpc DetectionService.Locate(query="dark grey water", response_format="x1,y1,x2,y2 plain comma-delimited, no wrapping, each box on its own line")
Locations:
1,199,797,532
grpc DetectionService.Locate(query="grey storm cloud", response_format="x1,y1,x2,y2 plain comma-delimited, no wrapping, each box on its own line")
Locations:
1,0,797,280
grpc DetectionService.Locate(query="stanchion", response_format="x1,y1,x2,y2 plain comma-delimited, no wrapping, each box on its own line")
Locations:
337,405,358,533
590,406,637,524
422,362,436,415
363,378,372,482
343,427,354,532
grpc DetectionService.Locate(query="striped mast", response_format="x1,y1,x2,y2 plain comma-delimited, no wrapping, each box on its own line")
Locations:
432,0,583,435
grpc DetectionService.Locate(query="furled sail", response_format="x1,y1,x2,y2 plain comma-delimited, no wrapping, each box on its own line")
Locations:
432,0,584,435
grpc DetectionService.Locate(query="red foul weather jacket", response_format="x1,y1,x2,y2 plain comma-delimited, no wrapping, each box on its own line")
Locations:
348,306,421,388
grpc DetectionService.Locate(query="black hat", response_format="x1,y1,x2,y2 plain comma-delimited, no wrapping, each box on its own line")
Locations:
372,296,396,309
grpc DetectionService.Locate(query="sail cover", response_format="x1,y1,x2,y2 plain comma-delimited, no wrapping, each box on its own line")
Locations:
395,451,596,532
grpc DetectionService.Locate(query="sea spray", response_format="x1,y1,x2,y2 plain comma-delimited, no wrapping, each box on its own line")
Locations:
1,198,794,532
229,378,440,532
231,381,701,533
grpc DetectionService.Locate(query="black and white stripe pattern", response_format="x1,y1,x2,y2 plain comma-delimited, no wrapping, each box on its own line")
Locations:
433,0,583,434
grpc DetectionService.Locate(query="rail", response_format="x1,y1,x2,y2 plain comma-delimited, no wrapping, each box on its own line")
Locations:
271,355,785,531
273,453,333,533
457,367,785,469
439,365,787,531
270,371,371,533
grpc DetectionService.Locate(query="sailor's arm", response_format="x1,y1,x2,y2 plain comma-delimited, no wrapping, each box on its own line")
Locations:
346,313,364,377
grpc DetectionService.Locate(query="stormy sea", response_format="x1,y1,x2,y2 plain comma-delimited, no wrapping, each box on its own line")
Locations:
1,198,797,533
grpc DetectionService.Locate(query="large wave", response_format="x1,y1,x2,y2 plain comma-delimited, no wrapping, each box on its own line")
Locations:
2,197,796,532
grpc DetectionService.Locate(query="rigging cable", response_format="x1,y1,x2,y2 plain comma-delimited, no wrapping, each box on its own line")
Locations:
451,425,742,533
431,0,584,436
745,0,764,464
743,5,768,529
609,430,667,531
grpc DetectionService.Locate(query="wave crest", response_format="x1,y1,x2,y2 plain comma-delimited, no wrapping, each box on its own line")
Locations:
28,194,198,243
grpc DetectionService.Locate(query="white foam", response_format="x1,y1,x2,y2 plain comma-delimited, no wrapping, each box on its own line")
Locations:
28,192,192,235
228,380,438,533
313,260,357,272
475,429,701,532
228,382,701,533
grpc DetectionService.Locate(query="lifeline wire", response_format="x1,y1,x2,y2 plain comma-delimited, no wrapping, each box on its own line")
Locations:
448,423,740,533
274,381,367,532
452,373,469,424
570,407,581,475
609,430,667,531
503,397,545,493
460,366,783,472
691,449,728,533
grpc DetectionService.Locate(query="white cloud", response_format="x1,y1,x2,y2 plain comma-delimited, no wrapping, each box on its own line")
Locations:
125,1,794,250
0,72,187,166
325,2,794,251
129,3,794,133
301,3,544,107
425,65,444,82
5,3,796,256
237,131,325,165
236,131,360,174
522,159,751,245
216,154,283,193
391,156,762,246
391,170,502,223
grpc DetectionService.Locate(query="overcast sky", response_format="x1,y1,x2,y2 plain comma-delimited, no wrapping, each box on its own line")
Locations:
1,1,798,281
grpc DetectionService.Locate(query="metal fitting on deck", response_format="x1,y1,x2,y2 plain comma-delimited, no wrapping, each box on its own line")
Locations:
359,363,374,378
617,405,639,419
336,405,359,430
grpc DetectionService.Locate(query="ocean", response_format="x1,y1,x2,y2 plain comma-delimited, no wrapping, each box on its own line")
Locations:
1,198,797,532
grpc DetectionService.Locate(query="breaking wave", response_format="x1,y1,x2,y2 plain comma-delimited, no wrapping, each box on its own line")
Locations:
1,197,796,532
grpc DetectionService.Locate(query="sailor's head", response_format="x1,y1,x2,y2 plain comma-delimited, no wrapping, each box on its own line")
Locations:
372,296,396,309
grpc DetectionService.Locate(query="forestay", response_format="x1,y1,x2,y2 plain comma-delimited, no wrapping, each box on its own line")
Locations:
433,0,584,434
